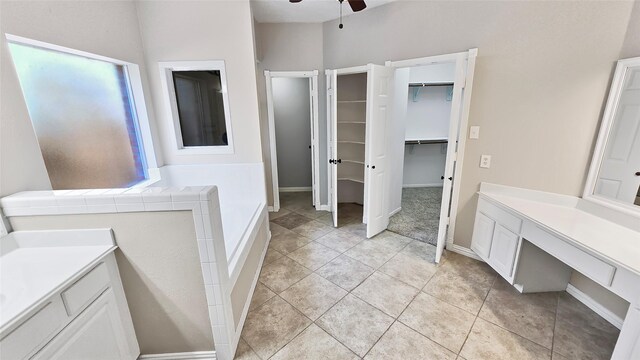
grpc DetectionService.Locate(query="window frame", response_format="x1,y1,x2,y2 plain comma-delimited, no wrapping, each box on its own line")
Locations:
158,60,235,155
5,33,160,188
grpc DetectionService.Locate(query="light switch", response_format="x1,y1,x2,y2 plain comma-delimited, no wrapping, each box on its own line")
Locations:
480,155,491,168
469,126,480,139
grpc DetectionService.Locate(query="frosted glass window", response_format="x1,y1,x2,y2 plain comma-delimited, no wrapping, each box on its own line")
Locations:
8,42,148,189
172,70,228,146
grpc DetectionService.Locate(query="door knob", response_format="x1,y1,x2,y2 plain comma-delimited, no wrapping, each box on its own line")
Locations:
635,172,640,176
371,165,376,169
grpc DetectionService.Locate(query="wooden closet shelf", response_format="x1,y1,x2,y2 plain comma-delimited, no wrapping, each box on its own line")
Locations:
338,121,366,125
341,159,365,165
338,177,364,184
337,100,366,103
337,140,365,145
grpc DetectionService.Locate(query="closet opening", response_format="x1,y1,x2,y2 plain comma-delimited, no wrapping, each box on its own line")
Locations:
265,71,320,212
390,78,454,245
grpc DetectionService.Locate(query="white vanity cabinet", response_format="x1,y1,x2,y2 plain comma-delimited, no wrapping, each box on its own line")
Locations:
0,230,139,360
471,198,522,282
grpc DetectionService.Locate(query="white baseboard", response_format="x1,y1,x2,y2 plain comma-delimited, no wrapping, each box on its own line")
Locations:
402,183,443,188
389,207,401,216
445,242,483,261
138,351,216,360
267,206,275,212
566,284,624,330
317,204,330,211
279,187,312,192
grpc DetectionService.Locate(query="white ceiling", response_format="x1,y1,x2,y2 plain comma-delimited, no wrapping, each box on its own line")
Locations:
252,0,395,23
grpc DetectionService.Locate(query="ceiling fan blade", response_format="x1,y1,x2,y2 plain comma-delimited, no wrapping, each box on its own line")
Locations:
347,0,367,12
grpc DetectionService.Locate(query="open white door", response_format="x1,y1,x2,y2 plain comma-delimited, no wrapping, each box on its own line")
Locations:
434,54,471,263
595,66,640,203
365,64,394,238
327,70,339,227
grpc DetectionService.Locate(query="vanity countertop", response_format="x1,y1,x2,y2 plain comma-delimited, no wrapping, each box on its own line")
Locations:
479,183,640,276
0,229,115,332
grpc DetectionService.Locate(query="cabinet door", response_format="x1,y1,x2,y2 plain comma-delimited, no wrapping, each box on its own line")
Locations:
471,212,495,260
34,288,134,360
488,224,520,279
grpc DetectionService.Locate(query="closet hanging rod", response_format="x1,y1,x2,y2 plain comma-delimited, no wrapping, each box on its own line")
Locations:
405,139,448,145
408,82,454,87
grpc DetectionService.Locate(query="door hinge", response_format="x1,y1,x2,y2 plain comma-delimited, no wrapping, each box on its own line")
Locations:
328,88,334,96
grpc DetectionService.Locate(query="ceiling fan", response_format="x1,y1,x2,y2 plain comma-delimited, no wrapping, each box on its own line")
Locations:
289,0,367,12
289,0,367,28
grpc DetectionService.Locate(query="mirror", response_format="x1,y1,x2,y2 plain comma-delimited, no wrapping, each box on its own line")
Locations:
585,57,640,211
159,60,234,155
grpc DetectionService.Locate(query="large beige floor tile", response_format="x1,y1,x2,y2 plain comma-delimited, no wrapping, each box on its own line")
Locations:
352,272,419,317
344,234,409,268
241,296,311,359
271,324,359,360
423,253,496,314
316,230,363,253
286,241,341,270
259,256,311,293
292,220,335,239
271,212,313,229
264,246,285,265
365,321,456,360
248,282,276,312
460,318,551,360
268,232,312,254
479,278,558,349
292,206,327,219
379,249,439,289
269,208,291,221
339,222,368,238
269,222,294,237
280,273,347,320
234,338,260,360
316,254,374,291
399,292,476,353
317,294,394,357
552,293,619,360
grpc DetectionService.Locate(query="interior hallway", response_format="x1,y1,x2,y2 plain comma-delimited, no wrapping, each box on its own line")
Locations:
235,192,620,360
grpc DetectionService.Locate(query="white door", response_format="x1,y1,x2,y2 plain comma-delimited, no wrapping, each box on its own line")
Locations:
596,67,640,203
327,70,339,227
435,56,468,263
365,64,394,238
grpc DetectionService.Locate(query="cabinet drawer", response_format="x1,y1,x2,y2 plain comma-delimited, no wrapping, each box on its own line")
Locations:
0,299,66,360
522,223,616,286
478,198,523,234
62,262,110,316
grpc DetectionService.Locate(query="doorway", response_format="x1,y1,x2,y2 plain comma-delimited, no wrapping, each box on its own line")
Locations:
265,71,320,212
386,50,478,263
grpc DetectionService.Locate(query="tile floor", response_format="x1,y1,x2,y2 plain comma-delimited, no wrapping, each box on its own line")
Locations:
236,192,620,360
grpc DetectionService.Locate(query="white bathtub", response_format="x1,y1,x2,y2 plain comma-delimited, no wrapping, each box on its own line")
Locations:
151,163,267,276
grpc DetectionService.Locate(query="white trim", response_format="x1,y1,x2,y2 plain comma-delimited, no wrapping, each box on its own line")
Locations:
402,183,443,188
264,70,321,212
138,351,216,360
4,34,159,177
582,56,640,219
267,206,275,212
566,284,624,330
389,207,402,216
279,187,312,192
334,65,369,76
445,242,484,261
158,60,235,156
317,205,331,212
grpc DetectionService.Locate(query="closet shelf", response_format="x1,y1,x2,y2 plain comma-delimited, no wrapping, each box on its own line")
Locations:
338,177,364,184
338,121,366,125
337,100,366,103
337,140,365,145
405,138,448,145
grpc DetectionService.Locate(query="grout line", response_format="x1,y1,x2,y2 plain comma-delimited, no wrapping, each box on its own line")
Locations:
550,294,560,358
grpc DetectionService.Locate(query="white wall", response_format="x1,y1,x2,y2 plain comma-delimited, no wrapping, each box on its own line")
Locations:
409,63,456,84
136,0,263,166
272,77,313,188
405,86,452,140
403,144,447,187
253,22,325,206
322,0,636,320
0,0,161,197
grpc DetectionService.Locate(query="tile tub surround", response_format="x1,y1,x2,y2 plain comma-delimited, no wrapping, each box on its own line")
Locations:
237,207,621,359
0,186,267,360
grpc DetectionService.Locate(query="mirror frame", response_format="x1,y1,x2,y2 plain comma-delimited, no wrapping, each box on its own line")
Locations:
583,56,640,218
